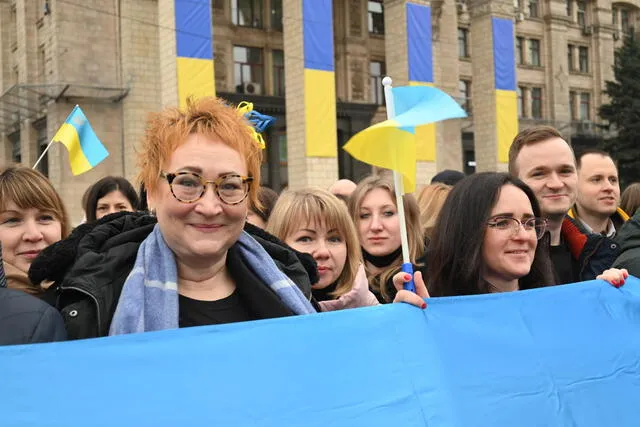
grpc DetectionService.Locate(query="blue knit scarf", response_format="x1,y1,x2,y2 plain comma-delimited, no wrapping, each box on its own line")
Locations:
109,225,315,335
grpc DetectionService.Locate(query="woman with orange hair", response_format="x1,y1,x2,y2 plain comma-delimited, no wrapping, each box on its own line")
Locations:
31,98,319,339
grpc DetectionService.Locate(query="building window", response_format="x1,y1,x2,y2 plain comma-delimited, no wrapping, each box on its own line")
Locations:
567,44,574,71
580,92,590,120
621,9,631,34
567,0,572,16
578,46,588,72
529,0,539,18
516,37,524,64
531,87,542,118
459,80,472,114
569,91,577,120
458,28,470,58
369,61,385,105
9,131,20,164
529,39,541,66
612,6,618,26
368,1,384,35
271,0,283,31
272,50,285,97
231,0,263,28
517,86,525,117
576,0,586,26
233,46,264,94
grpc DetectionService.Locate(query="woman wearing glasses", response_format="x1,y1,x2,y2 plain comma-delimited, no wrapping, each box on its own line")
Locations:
30,97,321,339
423,173,626,296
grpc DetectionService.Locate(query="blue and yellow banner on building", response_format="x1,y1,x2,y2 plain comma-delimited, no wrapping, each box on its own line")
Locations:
407,2,436,162
303,0,337,157
492,17,518,162
175,0,215,108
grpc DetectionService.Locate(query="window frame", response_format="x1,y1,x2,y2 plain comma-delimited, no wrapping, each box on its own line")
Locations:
231,0,264,29
458,28,470,58
368,0,385,35
579,92,591,120
233,45,265,93
531,87,543,119
578,46,589,73
369,61,386,105
529,38,541,67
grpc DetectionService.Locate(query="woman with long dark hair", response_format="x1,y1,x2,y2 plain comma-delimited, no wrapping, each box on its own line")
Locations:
426,173,626,296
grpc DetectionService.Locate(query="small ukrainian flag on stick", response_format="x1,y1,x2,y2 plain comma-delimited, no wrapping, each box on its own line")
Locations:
33,105,109,175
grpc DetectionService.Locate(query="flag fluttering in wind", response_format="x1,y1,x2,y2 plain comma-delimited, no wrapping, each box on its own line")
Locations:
51,105,109,175
344,85,466,193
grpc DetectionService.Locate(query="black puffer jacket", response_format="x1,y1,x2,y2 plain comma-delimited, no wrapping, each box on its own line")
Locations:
29,212,319,340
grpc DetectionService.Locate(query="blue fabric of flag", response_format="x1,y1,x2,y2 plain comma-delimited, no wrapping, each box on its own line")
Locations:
1,278,640,426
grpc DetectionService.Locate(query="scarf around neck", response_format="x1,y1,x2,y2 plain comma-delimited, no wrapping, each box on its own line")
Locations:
362,246,403,269
109,225,315,335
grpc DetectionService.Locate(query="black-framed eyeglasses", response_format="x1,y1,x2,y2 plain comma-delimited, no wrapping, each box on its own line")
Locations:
160,171,253,205
486,216,548,240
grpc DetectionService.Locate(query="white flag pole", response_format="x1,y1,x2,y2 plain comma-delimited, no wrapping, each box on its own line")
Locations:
382,76,415,292
32,138,55,171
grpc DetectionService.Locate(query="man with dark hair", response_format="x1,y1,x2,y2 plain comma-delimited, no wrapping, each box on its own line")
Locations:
430,169,465,186
0,243,67,346
508,126,620,284
569,149,628,237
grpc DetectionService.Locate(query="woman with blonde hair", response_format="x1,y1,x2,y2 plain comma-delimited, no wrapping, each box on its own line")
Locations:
0,166,70,304
267,188,376,310
267,188,428,311
416,182,451,240
348,175,425,303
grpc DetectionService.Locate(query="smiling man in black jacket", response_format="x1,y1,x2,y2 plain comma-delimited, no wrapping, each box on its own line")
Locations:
0,243,67,346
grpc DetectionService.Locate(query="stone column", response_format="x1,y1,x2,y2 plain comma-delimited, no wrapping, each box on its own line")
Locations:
469,0,517,171
283,0,338,189
544,0,571,126
591,1,615,116
433,0,464,172
158,0,179,108
120,0,161,181
15,0,39,166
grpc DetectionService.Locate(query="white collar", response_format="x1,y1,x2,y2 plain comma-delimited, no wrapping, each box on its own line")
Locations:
579,217,616,237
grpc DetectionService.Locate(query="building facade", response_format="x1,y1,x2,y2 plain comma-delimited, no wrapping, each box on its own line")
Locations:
0,0,636,221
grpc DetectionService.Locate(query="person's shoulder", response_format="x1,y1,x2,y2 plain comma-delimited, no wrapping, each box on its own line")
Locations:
0,288,66,345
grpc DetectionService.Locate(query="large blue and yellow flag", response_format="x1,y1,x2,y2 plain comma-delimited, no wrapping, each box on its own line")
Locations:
2,278,640,426
344,85,466,192
52,105,109,175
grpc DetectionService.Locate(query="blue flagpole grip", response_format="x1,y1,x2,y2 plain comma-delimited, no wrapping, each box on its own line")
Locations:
401,262,415,292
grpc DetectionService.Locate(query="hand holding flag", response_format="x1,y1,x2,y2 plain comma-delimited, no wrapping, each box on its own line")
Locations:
344,78,466,292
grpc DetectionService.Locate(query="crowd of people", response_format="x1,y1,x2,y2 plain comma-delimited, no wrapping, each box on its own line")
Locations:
1,96,635,346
